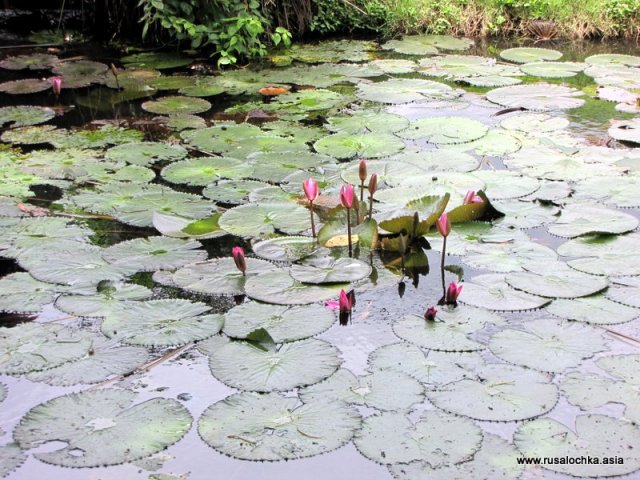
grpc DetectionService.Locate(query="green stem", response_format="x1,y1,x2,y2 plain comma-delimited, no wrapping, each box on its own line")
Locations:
359,180,364,202
347,207,352,257
310,201,316,239
441,236,447,299
368,192,373,219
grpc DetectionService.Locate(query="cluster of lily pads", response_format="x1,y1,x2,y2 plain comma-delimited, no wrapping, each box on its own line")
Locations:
0,34,640,479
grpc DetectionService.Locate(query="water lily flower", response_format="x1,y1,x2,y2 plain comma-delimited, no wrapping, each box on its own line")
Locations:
303,178,319,238
358,159,367,202
367,173,377,218
340,184,355,256
463,190,483,205
51,76,62,96
339,289,354,326
445,282,463,305
436,212,451,238
232,246,246,275
424,306,437,321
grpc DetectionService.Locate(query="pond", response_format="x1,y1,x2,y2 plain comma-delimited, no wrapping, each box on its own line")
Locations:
0,27,640,480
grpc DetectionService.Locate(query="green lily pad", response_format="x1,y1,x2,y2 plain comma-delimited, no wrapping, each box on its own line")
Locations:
520,61,585,78
106,142,187,166
0,444,26,478
398,116,488,144
103,237,207,272
142,95,211,115
270,88,347,112
0,105,55,128
500,47,562,63
0,78,53,94
486,84,585,111
0,272,65,314
383,34,473,55
489,318,608,372
252,236,319,262
203,180,270,205
198,392,361,461
219,203,315,237
606,285,640,308
199,335,341,392
574,176,640,208
14,389,191,467
505,267,608,298
369,58,417,73
161,157,253,186
389,433,525,480
147,75,196,90
0,53,58,70
290,257,371,284
548,205,638,238
460,273,551,311
121,52,192,69
427,363,558,421
223,301,335,342
52,125,145,149
299,369,424,412
152,212,226,240
314,132,405,159
0,125,59,145
353,410,482,466
357,78,456,104
159,257,276,296
500,112,570,132
463,241,557,273
52,60,107,77
163,113,207,130
325,111,409,135
585,53,640,67
393,306,505,352
546,295,639,325
26,339,149,386
101,299,223,347
55,282,153,317
514,415,640,477
245,270,348,305
558,233,640,276
609,118,640,144
0,323,92,375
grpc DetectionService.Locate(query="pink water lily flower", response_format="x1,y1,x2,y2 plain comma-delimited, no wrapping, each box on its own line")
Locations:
445,282,463,304
339,184,355,209
302,178,319,202
51,76,62,96
436,212,451,238
463,190,483,205
424,306,437,321
231,246,246,275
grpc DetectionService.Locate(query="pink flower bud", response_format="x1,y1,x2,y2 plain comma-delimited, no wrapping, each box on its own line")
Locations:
302,178,319,202
339,289,352,312
231,246,246,275
436,212,451,238
368,173,378,196
340,184,354,209
51,76,62,96
358,160,367,182
445,282,463,304
424,306,437,321
463,190,483,205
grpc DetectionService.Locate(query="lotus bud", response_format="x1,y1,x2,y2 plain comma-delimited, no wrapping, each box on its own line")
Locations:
302,178,319,203
368,173,378,196
424,306,437,321
231,246,247,275
339,289,354,326
51,76,62,96
339,184,355,209
358,159,367,182
463,190,483,205
445,282,463,305
436,212,451,238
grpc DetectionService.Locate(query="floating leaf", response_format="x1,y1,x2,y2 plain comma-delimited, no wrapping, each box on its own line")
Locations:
314,132,405,159
574,176,640,208
121,52,192,69
460,273,551,311
486,84,584,111
0,272,64,314
0,53,58,70
0,323,92,374
489,318,608,372
0,105,55,128
103,237,207,272
159,257,275,296
428,363,558,421
500,47,562,63
546,295,639,325
142,95,211,115
299,369,424,412
520,61,585,78
389,433,525,480
584,53,640,67
369,58,417,73
393,306,504,352
252,236,318,262
558,233,640,276
325,111,409,135
198,392,360,461
383,34,473,55
500,112,569,132
106,142,187,166
223,301,335,342
200,335,340,392
608,118,640,144
161,157,253,186
514,415,640,477
353,410,482,466
462,241,557,273
0,78,52,94
244,270,348,305
398,116,488,144
101,299,223,347
219,203,315,237
0,444,26,478
289,257,371,284
505,268,608,298
55,282,152,317
152,212,225,240
14,389,191,467
606,285,640,308
357,78,456,104
270,88,347,112
548,205,638,238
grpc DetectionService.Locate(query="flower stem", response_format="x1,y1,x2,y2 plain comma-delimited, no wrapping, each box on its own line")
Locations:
310,202,316,238
347,208,352,257
360,180,364,202
368,193,373,219
440,236,447,299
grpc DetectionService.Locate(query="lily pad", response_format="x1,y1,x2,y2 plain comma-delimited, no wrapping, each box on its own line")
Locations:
101,299,223,347
106,142,187,166
427,363,558,421
299,369,424,412
198,392,361,461
514,415,640,477
608,118,640,144
393,306,504,352
546,295,639,325
223,302,335,342
383,34,473,55
289,257,371,284
574,176,640,208
199,335,341,392
505,268,608,298
245,270,348,305
500,112,570,132
0,105,55,128
142,96,211,115
0,78,53,94
558,233,640,276
353,410,482,466
0,444,26,478
584,53,640,67
103,237,207,272
161,157,252,186
0,323,92,375
152,212,225,240
14,389,191,467
486,84,585,111
121,52,192,69
489,318,608,372
0,272,64,314
398,116,488,144
500,47,562,63
520,61,585,78
325,111,409,135
252,236,318,262
0,53,58,70
463,241,557,273
219,203,315,237
55,282,153,317
548,205,638,238
314,132,405,159
357,78,456,104
160,257,275,296
460,273,551,311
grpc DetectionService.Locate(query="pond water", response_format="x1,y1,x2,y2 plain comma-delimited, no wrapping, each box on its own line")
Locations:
1,24,640,480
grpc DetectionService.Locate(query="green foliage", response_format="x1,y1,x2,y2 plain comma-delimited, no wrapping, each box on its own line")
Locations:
138,0,291,66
